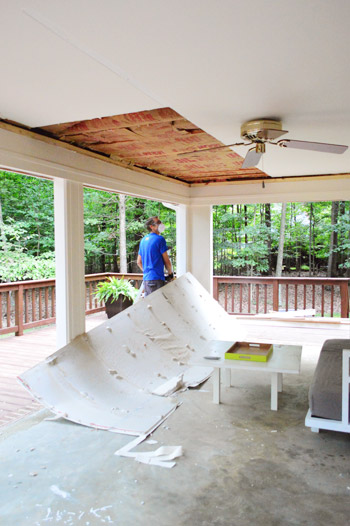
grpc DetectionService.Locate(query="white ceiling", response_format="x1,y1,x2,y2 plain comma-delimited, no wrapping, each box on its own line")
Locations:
1,0,350,177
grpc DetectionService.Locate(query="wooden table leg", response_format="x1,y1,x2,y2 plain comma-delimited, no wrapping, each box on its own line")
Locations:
271,372,278,410
213,367,221,404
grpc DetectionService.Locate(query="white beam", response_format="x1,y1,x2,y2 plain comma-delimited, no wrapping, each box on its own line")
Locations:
1,126,350,207
0,127,190,205
54,179,85,348
189,175,350,205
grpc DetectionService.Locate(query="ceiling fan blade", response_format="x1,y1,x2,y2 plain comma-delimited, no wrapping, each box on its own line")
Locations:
242,147,263,168
177,142,247,157
257,128,288,140
278,139,348,154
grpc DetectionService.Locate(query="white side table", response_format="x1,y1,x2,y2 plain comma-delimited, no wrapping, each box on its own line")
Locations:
190,341,302,410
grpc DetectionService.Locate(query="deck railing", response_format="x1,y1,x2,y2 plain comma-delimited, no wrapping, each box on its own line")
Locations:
0,273,143,337
213,276,350,318
1,274,349,337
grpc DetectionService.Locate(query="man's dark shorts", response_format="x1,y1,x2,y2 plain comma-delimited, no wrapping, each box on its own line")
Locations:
144,280,165,296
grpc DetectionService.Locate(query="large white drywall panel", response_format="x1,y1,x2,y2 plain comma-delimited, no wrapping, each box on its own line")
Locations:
19,273,244,435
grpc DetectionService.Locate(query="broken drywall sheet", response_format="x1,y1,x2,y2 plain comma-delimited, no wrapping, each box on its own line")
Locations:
19,273,245,436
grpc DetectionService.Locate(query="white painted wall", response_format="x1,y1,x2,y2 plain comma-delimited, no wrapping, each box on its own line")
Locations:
54,179,86,348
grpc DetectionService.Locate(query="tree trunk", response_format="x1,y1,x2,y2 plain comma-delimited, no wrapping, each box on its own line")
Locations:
265,203,272,274
276,203,287,277
308,203,313,276
119,194,127,273
327,201,339,277
0,197,7,247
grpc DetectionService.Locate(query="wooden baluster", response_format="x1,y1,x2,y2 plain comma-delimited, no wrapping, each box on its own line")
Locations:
256,284,259,314
224,284,228,312
272,279,279,312
32,288,36,321
247,284,251,313
15,285,24,336
239,284,243,313
330,286,334,317
94,283,98,308
52,287,55,317
264,284,267,313
213,278,219,301
303,284,306,310
285,284,289,312
0,292,2,329
321,285,325,317
25,290,29,323
312,285,315,309
231,284,235,313
45,287,49,318
294,284,298,311
89,283,92,310
39,288,43,320
340,282,349,318
7,292,11,327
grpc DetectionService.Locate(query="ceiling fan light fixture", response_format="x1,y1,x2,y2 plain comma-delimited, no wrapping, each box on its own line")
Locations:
240,119,286,141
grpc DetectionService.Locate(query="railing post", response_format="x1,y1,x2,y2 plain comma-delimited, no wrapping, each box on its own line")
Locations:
15,285,24,336
213,277,219,301
340,281,349,318
272,279,279,312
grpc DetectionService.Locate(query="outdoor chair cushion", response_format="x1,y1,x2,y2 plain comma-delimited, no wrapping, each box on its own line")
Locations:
309,339,350,421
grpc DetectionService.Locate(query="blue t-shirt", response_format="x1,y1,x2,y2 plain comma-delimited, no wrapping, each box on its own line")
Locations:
138,233,169,281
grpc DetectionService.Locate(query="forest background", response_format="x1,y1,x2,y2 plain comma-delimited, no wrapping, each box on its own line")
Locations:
0,170,349,283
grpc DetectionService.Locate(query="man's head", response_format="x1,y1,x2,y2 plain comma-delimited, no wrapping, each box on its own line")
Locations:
145,216,161,233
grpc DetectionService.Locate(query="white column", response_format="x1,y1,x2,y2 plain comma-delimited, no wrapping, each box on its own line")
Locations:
175,204,189,277
176,204,213,293
54,179,86,349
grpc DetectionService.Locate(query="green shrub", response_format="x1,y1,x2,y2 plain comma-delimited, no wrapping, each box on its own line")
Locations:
94,276,137,304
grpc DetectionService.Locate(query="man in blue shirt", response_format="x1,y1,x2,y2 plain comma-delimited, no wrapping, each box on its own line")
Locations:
137,216,174,296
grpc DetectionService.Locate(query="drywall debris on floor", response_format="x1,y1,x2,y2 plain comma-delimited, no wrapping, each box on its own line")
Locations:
114,433,182,469
19,273,244,436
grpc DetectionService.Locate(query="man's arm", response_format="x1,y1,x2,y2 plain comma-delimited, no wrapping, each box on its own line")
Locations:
162,251,173,278
137,254,143,272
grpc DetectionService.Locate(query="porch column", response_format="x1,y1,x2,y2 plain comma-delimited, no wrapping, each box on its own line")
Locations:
54,179,85,349
176,204,213,293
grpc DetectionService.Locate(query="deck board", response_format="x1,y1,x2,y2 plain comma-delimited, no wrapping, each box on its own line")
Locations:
1,312,349,428
0,312,106,428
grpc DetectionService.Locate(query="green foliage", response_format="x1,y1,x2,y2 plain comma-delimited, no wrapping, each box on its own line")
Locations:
0,250,55,282
83,188,176,274
94,276,137,304
1,170,350,281
0,217,55,282
0,171,176,281
213,201,350,276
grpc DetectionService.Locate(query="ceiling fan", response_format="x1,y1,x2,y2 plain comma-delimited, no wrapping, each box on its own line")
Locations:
178,119,348,168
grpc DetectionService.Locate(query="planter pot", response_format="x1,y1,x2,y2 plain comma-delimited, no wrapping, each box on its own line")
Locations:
105,295,133,318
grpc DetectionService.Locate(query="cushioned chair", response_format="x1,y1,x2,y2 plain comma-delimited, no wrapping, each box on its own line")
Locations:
305,339,350,433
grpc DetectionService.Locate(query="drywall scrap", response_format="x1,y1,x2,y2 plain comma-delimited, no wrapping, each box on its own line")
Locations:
19,273,243,436
114,433,183,469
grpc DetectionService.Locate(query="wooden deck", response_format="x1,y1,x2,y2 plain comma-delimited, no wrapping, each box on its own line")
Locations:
0,312,107,428
1,312,349,428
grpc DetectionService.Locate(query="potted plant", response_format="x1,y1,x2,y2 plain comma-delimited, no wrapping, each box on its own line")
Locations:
94,276,137,318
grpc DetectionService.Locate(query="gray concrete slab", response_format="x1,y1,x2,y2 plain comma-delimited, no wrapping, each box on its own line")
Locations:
1,345,349,526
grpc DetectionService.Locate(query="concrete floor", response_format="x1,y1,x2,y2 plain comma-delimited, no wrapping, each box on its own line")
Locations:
0,345,349,526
